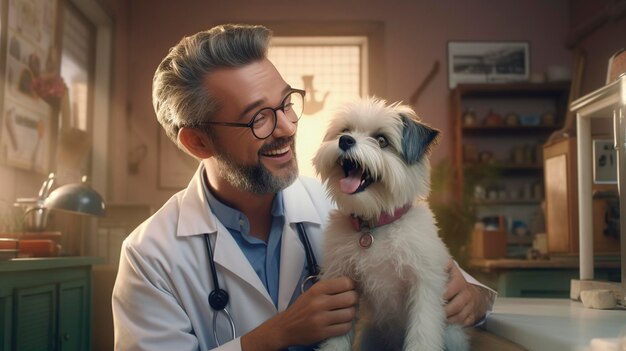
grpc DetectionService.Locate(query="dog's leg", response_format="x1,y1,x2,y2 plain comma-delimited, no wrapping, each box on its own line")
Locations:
403,280,446,351
443,324,469,351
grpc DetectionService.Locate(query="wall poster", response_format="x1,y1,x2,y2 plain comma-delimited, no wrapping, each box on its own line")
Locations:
0,0,61,173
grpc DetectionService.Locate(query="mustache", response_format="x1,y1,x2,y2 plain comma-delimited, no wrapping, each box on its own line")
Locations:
259,137,294,154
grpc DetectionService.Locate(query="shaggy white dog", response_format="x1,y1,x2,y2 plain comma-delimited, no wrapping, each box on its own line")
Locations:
312,98,468,351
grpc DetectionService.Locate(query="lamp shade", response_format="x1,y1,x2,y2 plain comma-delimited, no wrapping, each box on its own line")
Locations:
43,180,106,217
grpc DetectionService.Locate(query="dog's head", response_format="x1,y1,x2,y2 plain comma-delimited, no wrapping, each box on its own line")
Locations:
313,98,439,219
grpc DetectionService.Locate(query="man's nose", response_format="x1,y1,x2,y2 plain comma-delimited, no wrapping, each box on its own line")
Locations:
273,110,297,137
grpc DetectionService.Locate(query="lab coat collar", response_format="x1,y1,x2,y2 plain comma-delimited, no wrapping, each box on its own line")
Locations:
175,164,219,237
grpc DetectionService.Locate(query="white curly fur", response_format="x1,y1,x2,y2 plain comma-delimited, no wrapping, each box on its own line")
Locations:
312,98,468,351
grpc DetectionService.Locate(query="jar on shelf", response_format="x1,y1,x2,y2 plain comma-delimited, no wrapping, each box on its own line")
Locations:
463,108,477,126
483,109,502,126
504,112,520,126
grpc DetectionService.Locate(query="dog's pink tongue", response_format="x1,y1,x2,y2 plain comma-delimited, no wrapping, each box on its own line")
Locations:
340,169,363,194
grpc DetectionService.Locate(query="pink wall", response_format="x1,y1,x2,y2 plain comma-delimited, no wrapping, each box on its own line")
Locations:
112,0,571,208
568,0,626,135
570,0,626,95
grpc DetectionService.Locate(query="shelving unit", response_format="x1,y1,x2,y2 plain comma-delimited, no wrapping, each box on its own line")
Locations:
451,82,570,253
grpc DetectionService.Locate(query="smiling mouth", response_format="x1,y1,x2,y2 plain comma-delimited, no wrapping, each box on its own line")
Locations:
339,158,374,194
261,144,291,157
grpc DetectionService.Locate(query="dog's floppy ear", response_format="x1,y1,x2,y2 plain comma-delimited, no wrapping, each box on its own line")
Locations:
400,114,439,165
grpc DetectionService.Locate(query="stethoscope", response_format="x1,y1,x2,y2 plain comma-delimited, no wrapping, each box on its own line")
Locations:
203,222,320,346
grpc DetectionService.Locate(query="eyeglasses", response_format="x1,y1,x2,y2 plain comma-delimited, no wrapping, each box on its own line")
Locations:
197,89,305,140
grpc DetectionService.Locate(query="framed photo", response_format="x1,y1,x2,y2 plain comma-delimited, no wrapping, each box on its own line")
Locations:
593,139,617,184
447,41,530,89
157,128,198,190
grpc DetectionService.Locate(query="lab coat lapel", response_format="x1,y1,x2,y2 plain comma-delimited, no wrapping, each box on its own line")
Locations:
212,224,275,311
277,223,305,312
178,165,275,311
277,179,323,312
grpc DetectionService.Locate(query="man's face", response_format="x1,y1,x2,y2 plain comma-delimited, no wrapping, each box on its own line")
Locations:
203,58,299,194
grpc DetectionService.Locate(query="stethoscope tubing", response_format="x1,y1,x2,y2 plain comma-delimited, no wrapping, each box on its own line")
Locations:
204,222,318,346
212,307,235,346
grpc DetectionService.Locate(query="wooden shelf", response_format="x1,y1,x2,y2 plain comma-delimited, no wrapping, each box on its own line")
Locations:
469,256,621,271
462,125,560,136
451,82,571,201
455,82,571,98
475,199,542,206
464,162,544,174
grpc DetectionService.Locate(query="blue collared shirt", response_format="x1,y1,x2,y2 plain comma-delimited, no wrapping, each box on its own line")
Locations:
201,178,318,351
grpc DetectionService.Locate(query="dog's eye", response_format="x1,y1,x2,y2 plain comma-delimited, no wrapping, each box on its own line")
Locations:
376,135,388,148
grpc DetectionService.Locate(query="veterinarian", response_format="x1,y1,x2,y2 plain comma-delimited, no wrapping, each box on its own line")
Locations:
112,24,495,351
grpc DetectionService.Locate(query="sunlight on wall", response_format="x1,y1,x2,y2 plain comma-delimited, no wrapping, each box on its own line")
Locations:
268,37,368,179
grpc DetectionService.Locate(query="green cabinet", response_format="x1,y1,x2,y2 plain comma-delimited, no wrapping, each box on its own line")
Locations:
468,258,621,298
0,257,101,351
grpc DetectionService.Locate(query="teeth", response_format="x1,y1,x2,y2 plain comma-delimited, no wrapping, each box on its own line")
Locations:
264,145,290,156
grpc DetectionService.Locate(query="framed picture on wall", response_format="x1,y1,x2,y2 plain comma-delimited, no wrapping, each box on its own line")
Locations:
447,41,530,89
0,0,62,173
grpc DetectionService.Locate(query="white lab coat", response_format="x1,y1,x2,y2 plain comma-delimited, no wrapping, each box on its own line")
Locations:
112,165,494,351
113,165,332,351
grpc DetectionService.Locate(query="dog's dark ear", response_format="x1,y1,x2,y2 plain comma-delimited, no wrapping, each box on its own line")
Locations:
400,114,440,165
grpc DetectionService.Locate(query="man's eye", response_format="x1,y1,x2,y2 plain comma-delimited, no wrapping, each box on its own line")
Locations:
376,135,388,148
283,102,294,111
253,111,270,125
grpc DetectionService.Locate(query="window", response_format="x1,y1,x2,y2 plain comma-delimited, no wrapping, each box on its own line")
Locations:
55,1,95,183
60,3,95,132
268,36,369,178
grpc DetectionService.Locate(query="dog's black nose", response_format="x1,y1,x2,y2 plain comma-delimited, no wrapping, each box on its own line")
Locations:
339,135,356,151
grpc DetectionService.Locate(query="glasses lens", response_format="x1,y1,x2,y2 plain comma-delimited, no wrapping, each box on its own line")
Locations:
251,108,275,139
283,91,304,122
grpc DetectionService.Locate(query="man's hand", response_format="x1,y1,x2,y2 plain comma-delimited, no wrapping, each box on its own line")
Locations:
242,277,358,351
443,260,489,327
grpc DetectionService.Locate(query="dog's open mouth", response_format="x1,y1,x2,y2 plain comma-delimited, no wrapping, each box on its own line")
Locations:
339,158,374,194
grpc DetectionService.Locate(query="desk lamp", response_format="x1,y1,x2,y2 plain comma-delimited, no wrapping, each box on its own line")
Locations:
14,174,105,257
44,175,106,217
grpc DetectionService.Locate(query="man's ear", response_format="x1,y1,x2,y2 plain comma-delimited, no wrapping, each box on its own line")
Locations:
178,127,214,159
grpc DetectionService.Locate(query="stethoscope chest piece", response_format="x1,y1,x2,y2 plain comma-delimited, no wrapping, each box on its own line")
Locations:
209,288,229,310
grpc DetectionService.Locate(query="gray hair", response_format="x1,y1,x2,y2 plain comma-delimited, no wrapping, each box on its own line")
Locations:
152,24,272,145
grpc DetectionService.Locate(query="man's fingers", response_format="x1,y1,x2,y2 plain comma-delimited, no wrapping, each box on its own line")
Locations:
444,288,466,318
443,283,457,302
325,290,359,310
314,277,356,295
325,321,353,337
444,271,463,301
324,306,357,325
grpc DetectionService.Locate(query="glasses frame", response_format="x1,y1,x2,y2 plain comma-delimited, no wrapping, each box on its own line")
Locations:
195,88,306,140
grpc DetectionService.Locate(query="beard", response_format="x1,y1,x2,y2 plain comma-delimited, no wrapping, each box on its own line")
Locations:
214,138,298,194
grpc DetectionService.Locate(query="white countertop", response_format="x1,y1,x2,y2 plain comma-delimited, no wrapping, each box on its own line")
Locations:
483,298,626,351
